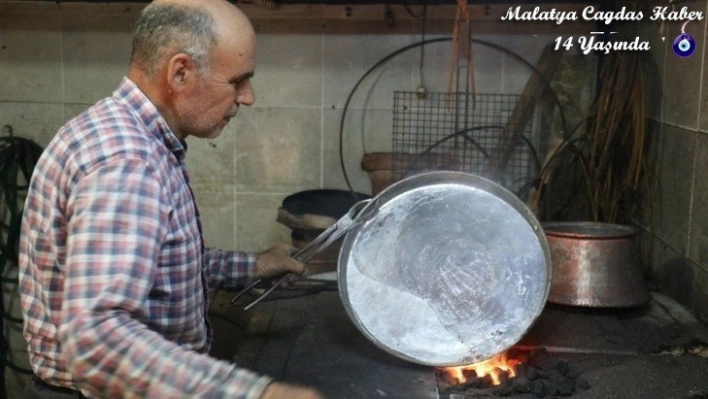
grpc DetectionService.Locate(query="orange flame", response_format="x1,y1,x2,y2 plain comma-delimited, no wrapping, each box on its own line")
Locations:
443,352,521,386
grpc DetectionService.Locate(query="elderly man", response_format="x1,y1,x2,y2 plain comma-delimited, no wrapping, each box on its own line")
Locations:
18,0,322,398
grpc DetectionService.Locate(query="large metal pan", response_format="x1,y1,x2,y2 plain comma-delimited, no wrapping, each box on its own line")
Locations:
338,171,551,367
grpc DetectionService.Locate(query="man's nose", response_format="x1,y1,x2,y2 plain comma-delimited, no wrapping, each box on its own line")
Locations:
236,80,255,106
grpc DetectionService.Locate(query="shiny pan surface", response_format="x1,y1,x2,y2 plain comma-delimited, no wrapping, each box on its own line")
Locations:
338,171,551,367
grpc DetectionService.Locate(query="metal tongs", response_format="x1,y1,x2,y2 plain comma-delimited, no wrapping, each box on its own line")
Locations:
229,198,378,311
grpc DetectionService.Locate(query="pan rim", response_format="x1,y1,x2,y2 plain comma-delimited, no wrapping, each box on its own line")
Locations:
337,171,551,367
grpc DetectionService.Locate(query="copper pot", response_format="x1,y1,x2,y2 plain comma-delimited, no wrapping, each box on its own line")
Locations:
543,222,649,308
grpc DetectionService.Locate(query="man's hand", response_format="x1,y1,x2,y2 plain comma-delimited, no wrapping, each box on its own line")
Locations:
259,382,324,399
255,243,305,279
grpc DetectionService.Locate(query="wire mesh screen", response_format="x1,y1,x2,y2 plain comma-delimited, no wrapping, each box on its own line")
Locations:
392,91,539,197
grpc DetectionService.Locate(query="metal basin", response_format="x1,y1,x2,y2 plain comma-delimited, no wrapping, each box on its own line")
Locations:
543,222,649,308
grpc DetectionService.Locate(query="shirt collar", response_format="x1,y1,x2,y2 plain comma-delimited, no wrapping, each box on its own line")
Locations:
113,77,187,160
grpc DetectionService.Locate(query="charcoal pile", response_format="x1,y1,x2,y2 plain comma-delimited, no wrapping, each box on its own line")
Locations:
437,348,590,398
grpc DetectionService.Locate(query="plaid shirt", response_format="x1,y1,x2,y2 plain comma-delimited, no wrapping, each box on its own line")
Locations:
19,77,272,398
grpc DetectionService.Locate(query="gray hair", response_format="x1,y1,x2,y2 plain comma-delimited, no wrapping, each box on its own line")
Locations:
130,3,218,77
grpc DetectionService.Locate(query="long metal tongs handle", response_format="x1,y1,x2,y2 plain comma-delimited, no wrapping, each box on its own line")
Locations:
228,199,375,310
227,233,334,310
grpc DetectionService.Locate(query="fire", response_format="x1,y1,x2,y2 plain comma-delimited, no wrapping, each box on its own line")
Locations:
442,352,522,386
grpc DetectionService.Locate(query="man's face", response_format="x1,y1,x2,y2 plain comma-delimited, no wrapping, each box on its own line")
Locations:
176,34,255,140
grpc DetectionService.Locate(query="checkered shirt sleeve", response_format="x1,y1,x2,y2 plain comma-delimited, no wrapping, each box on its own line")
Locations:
19,78,272,398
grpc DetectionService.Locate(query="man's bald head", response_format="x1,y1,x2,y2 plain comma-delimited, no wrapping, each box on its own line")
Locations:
130,0,252,78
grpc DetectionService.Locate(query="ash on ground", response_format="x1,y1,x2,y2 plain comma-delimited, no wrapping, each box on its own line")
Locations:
437,348,590,398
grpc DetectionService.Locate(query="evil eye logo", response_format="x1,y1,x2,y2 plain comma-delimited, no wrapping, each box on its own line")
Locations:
673,33,696,57
673,22,696,58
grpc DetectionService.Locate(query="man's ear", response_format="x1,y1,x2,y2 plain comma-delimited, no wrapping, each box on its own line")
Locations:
166,53,195,93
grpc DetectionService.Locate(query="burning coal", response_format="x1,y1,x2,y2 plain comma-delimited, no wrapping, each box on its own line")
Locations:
441,352,521,386
437,348,590,397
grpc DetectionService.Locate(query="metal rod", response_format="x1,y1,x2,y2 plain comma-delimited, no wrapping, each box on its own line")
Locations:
514,345,639,356
243,273,293,311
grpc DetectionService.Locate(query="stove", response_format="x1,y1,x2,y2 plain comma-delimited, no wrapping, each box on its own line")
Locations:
220,289,708,398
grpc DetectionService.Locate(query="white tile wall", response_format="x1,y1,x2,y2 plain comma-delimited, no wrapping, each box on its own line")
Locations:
640,0,708,322
251,32,323,109
0,102,63,147
661,1,706,130
0,1,569,252
0,12,62,103
233,106,322,192
323,32,415,110
185,130,237,185
61,10,134,104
